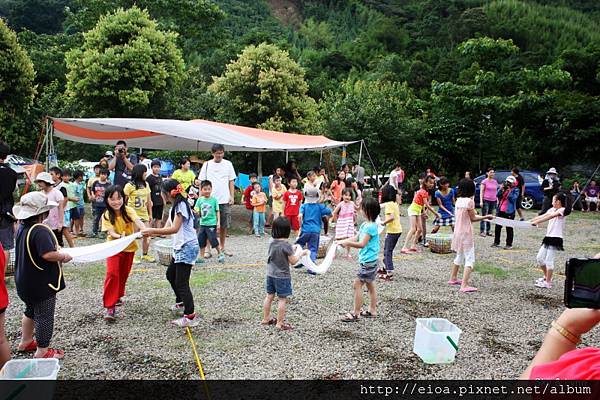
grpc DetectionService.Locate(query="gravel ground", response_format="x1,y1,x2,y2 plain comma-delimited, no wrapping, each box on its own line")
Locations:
4,205,600,379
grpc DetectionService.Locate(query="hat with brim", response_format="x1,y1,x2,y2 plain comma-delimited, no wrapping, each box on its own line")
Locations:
34,172,54,185
505,176,517,185
304,187,320,203
13,191,58,220
546,167,558,175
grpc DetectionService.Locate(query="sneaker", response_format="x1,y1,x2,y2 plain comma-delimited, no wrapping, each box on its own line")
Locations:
141,254,156,263
115,298,124,307
87,233,98,238
170,302,184,316
535,277,545,284
172,313,200,327
535,280,553,289
133,255,142,264
503,245,513,250
490,243,500,248
217,253,225,263
104,307,116,322
293,263,304,269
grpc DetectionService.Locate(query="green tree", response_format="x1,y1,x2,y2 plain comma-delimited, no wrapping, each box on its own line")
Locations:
208,42,319,133
0,18,36,153
319,79,425,172
65,6,185,117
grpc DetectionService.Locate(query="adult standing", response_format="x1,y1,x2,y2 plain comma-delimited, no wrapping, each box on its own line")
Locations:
388,164,405,204
352,163,365,189
198,144,236,256
0,141,17,263
108,140,136,188
479,168,498,237
284,161,302,187
172,157,196,192
512,168,526,221
539,168,560,215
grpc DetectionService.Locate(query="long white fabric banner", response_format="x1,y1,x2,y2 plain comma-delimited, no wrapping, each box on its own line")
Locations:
293,242,338,275
492,217,535,229
62,233,142,263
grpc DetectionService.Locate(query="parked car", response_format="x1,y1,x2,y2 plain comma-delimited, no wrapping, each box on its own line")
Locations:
473,170,544,210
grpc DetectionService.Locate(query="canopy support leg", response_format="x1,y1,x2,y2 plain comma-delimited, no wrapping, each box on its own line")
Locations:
285,151,288,163
257,152,263,178
358,140,363,166
319,150,323,167
341,145,347,167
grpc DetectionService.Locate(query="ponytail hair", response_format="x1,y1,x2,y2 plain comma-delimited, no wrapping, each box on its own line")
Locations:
162,179,192,221
555,190,573,216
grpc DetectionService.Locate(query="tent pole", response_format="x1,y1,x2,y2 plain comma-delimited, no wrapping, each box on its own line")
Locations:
319,150,323,167
257,152,263,178
341,145,347,167
285,151,288,163
358,140,363,166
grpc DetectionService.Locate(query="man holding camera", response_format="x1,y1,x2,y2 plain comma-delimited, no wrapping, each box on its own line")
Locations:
108,140,137,188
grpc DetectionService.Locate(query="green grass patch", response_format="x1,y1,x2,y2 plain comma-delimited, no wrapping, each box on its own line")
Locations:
476,261,509,280
154,270,230,289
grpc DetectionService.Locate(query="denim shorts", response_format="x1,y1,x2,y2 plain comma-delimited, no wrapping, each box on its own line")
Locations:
69,207,80,220
357,259,378,283
77,206,85,217
265,276,292,297
173,241,200,265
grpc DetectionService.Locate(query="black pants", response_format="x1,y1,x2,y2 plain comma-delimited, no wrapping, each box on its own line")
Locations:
383,233,402,271
52,229,64,247
166,261,194,316
494,211,514,246
539,196,553,215
24,295,57,348
92,207,105,234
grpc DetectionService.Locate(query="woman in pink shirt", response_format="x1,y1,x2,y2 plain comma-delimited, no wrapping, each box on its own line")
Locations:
479,168,498,237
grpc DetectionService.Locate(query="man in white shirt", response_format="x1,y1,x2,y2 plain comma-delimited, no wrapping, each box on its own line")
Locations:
198,144,236,256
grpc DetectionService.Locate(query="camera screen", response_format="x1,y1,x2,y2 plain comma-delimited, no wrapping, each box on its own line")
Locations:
568,259,600,308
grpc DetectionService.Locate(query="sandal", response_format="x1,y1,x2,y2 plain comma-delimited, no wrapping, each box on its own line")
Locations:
409,248,420,253
260,317,277,326
360,310,377,318
36,348,65,359
400,248,411,254
381,274,394,281
277,323,293,331
447,279,463,286
341,313,360,322
460,286,479,293
17,340,37,353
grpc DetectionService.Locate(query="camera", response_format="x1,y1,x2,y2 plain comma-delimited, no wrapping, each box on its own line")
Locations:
117,146,126,155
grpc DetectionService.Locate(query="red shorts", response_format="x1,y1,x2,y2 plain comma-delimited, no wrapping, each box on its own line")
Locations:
287,215,300,231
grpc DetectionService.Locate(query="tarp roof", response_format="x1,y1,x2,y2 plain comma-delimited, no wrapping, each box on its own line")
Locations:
49,117,355,152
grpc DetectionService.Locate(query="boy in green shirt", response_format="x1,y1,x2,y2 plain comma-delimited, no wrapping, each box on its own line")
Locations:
194,180,225,264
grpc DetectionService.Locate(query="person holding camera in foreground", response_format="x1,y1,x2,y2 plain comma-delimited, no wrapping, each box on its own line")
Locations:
521,252,600,379
109,140,137,188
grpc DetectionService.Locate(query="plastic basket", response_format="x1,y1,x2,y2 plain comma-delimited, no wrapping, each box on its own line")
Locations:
153,239,173,266
413,318,461,364
0,359,60,380
5,248,15,277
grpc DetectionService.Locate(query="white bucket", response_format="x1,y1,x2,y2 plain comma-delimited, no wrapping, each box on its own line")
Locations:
0,359,60,380
413,318,461,364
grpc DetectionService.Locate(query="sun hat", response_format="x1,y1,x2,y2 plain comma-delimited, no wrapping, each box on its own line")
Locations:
505,176,517,185
13,192,58,220
34,172,54,185
105,150,114,157
304,186,320,203
546,167,558,175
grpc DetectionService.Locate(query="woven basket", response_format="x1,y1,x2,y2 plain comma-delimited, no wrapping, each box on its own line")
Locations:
153,239,173,266
427,233,453,254
317,236,332,259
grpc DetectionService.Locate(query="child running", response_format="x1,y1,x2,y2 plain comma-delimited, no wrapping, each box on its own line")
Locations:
332,188,356,259
528,191,572,289
124,164,154,263
401,175,440,254
282,178,303,236
251,182,268,237
261,217,309,331
339,197,381,321
431,177,455,233
448,179,493,293
270,175,286,220
142,180,201,327
379,185,402,281
194,180,225,264
101,185,146,321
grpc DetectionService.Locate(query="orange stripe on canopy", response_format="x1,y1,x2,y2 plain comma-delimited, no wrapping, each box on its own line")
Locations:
53,120,159,140
191,120,331,146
